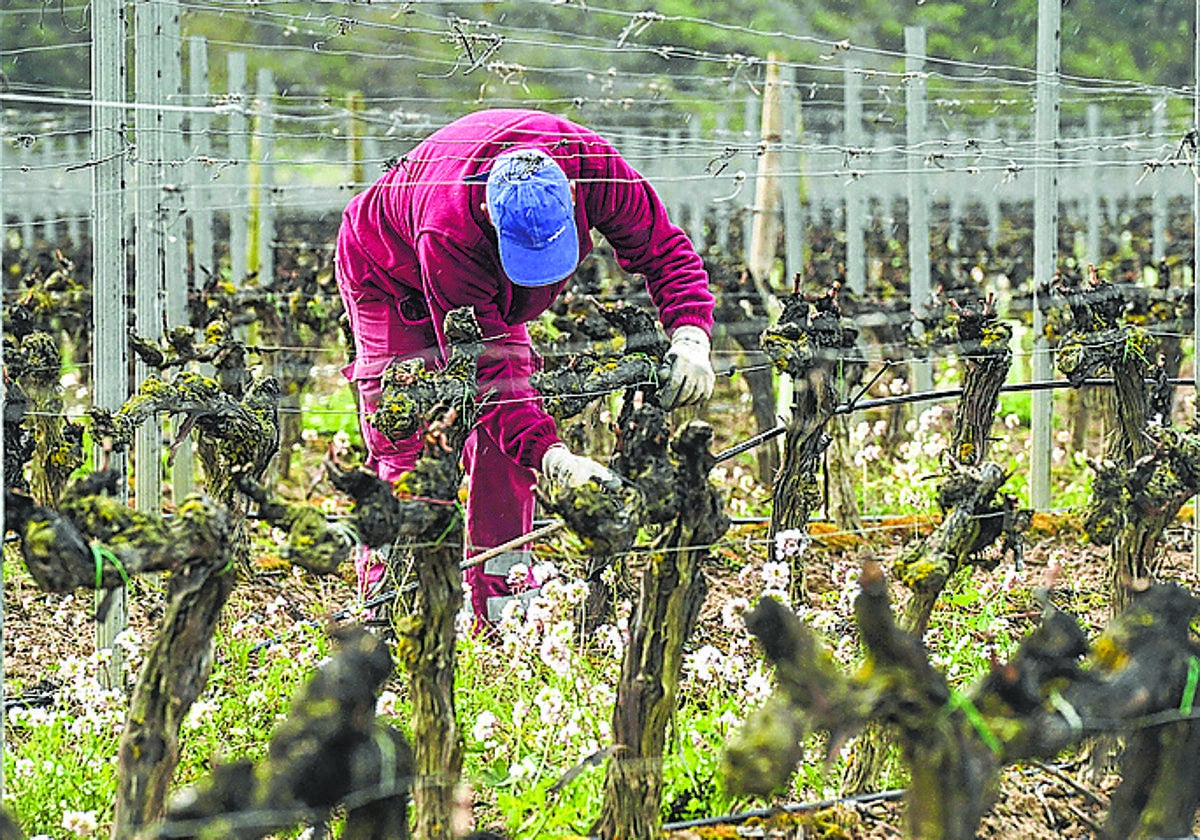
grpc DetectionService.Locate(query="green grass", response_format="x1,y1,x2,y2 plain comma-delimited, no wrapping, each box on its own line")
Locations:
3,597,331,837
301,382,361,437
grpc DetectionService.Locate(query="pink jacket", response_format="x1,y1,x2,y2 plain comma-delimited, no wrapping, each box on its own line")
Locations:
340,108,715,469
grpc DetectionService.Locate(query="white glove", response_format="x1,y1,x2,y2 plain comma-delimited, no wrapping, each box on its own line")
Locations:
659,325,715,410
541,444,620,490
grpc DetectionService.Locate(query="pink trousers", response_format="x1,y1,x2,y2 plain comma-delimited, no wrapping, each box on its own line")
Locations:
337,238,537,621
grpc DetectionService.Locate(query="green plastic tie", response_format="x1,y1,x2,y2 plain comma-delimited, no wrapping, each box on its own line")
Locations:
373,729,398,796
947,689,1003,756
1048,689,1083,735
429,502,464,548
91,543,130,590
1180,656,1200,716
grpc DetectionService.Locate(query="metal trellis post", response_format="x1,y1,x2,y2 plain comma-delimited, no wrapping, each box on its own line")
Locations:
189,37,215,288
905,26,933,394
1193,0,1200,572
227,52,249,286
1086,104,1102,266
41,139,58,244
742,92,760,264
347,90,364,190
160,0,193,502
134,0,166,527
986,121,1002,249
1152,97,1168,263
249,68,275,286
686,118,706,250
844,57,866,295
1030,0,1061,511
65,134,83,246
781,65,805,290
713,110,732,251
93,0,130,689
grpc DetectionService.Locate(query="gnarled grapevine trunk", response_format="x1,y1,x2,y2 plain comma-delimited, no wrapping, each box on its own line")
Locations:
894,297,1017,636
115,561,237,835
848,297,1019,794
1052,272,1192,613
593,417,729,840
333,307,484,839
150,626,413,840
728,565,1200,840
760,287,864,602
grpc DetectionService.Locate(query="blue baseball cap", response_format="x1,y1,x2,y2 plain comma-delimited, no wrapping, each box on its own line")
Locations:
484,149,580,287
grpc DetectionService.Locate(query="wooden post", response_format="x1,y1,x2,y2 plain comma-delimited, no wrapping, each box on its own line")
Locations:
747,54,783,294
905,26,933,394
92,0,130,690
844,57,866,294
1030,0,1061,511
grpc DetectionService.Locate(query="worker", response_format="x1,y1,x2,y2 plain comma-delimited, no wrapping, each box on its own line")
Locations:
336,108,715,623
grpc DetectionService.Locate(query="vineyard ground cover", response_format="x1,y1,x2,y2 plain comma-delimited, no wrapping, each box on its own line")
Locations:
6,388,1200,837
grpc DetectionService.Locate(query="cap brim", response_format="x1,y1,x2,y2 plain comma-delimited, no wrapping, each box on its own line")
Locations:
499,223,580,288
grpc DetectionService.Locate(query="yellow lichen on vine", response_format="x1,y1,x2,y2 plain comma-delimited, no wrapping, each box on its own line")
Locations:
1090,634,1130,673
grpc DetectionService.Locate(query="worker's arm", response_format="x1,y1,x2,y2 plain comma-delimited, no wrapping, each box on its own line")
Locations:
416,234,563,470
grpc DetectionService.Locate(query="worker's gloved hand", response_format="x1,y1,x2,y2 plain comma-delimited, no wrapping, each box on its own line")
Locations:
659,325,715,410
541,444,621,491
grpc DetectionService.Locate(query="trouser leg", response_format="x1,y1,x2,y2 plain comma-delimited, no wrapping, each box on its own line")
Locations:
462,424,539,622
335,244,433,599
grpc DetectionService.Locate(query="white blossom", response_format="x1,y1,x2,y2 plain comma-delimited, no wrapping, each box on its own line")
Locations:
761,559,792,590
61,810,97,837
471,710,499,742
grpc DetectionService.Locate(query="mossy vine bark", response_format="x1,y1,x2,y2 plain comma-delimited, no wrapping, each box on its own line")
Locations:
593,413,729,840
727,564,1200,839
760,286,864,602
149,626,413,840
331,307,485,839
1051,270,1200,613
